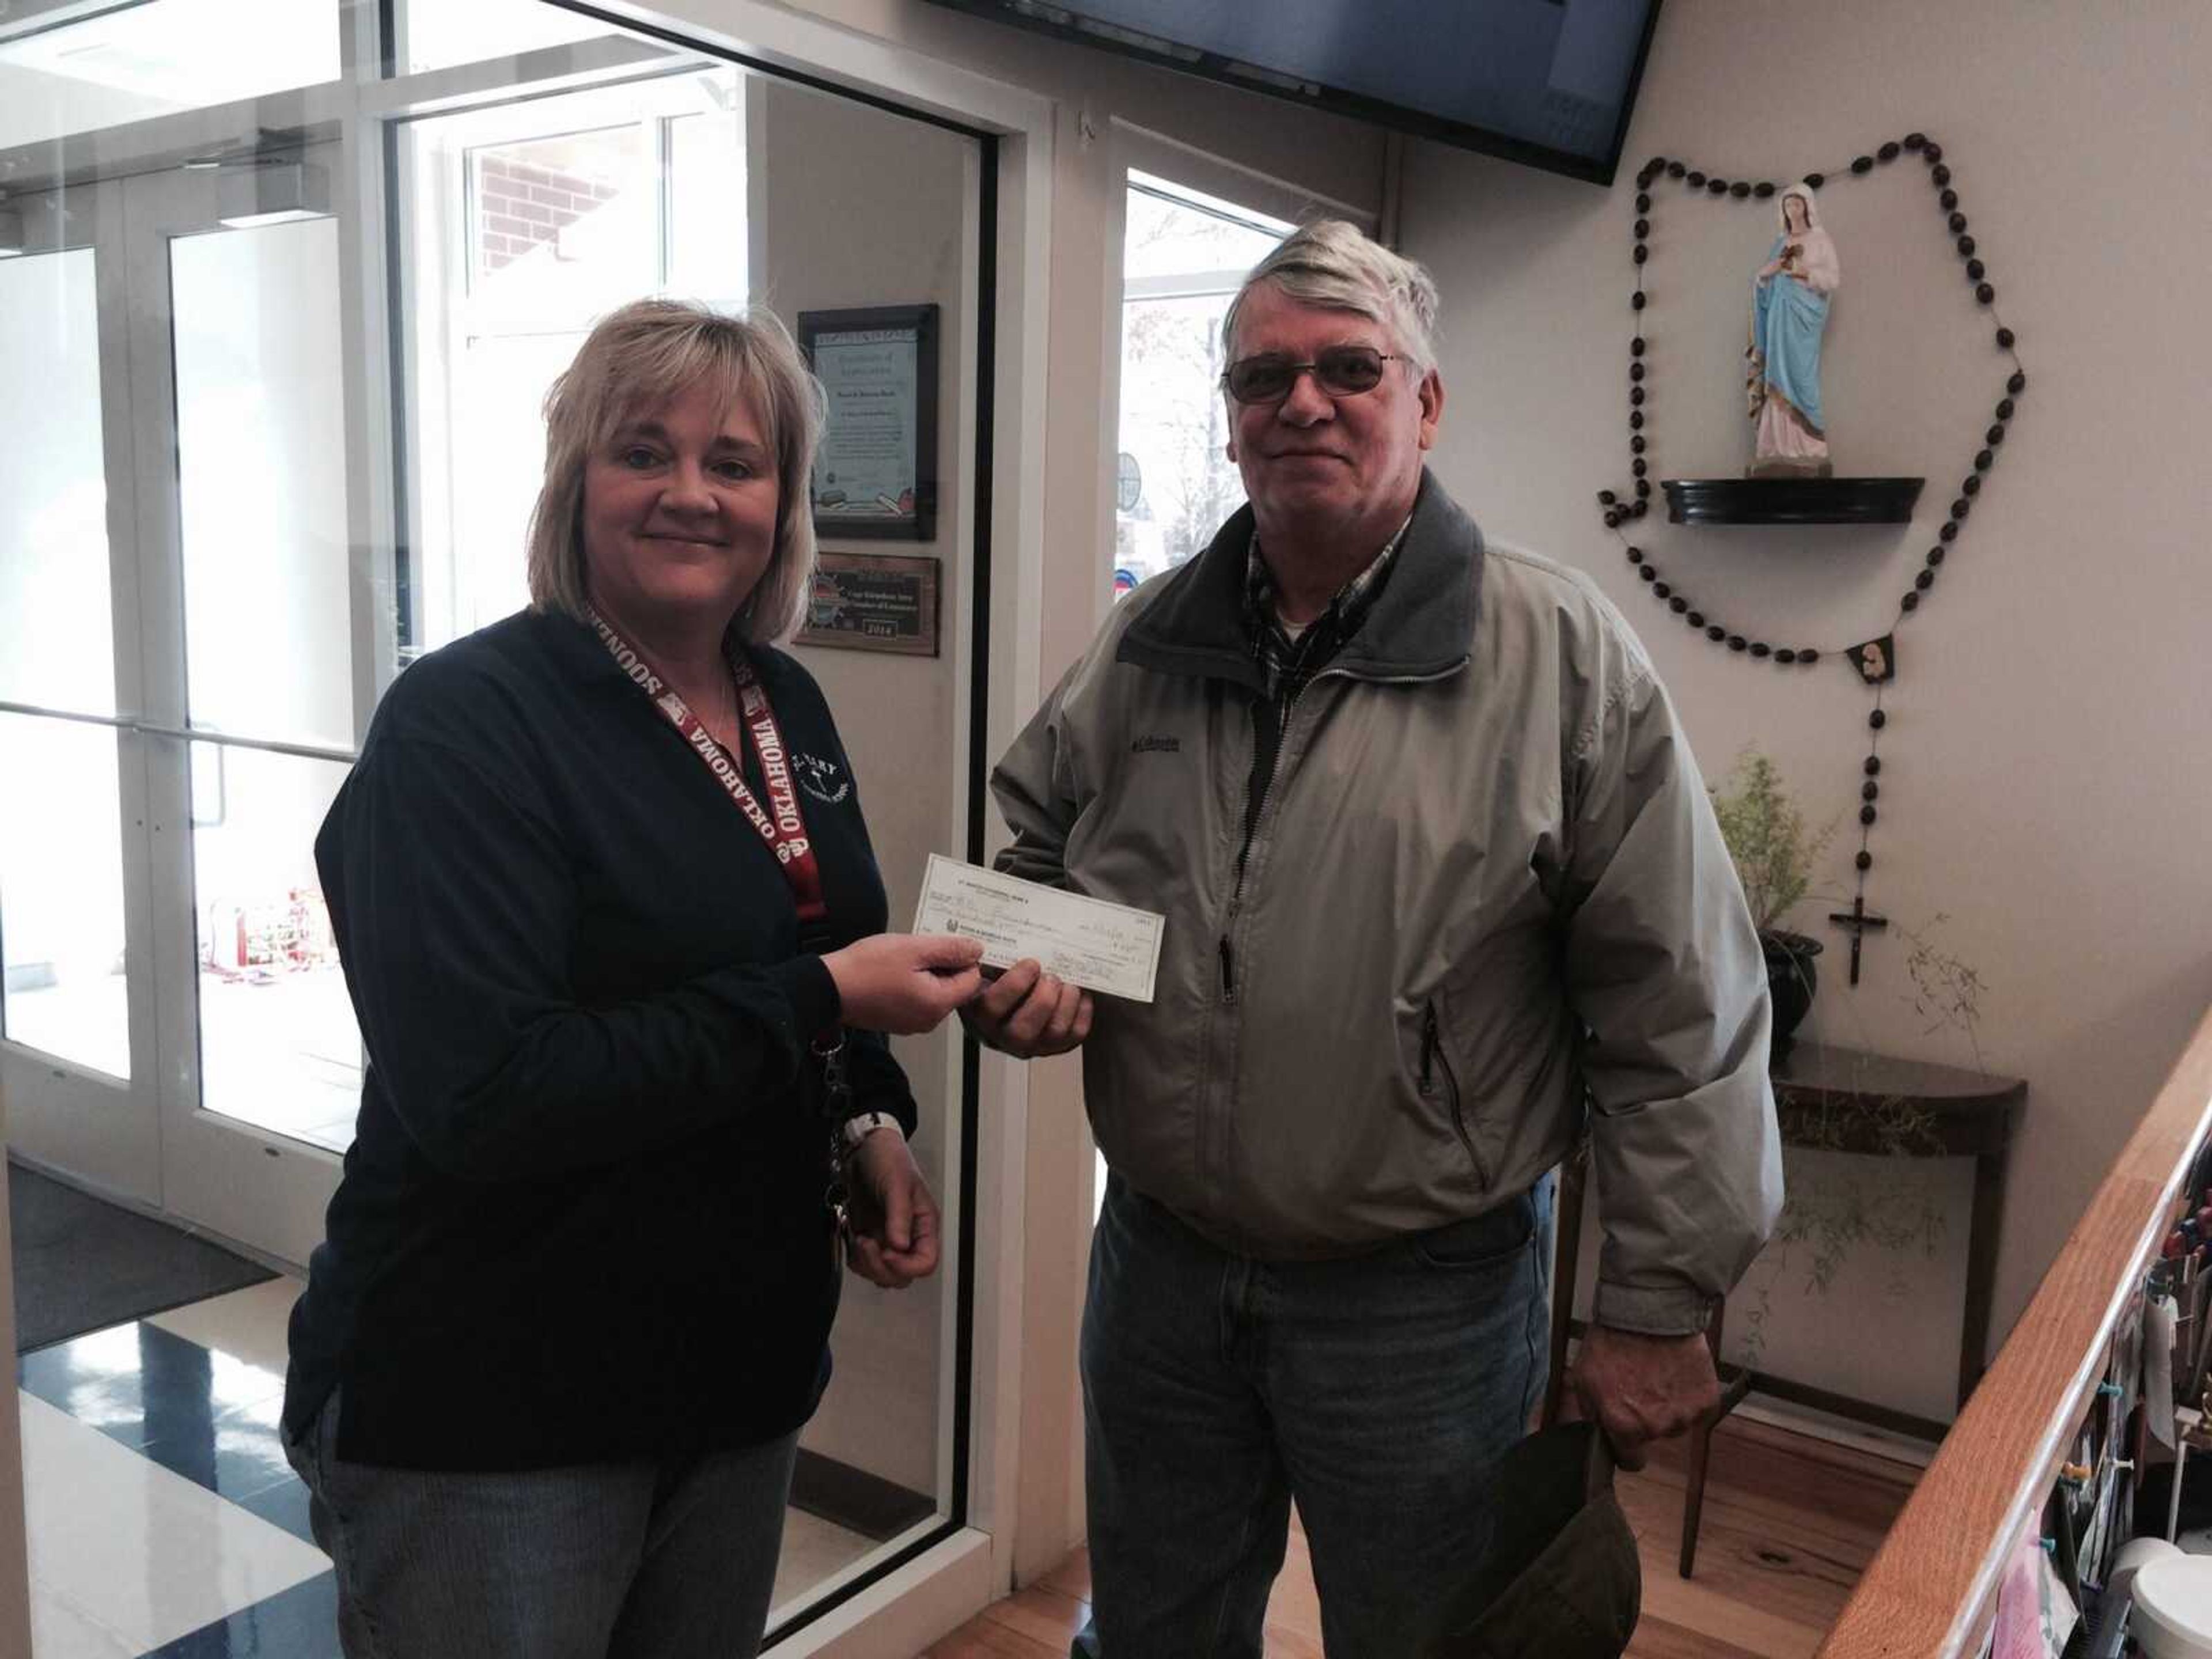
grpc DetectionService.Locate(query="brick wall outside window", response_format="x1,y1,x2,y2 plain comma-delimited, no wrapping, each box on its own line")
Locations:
476,156,624,272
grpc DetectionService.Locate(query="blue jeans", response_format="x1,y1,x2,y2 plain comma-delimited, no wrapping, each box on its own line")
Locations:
283,1391,798,1658
1075,1173,1552,1657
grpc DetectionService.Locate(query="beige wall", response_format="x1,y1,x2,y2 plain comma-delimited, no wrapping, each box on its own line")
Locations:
1399,2,2212,1418
752,74,975,1496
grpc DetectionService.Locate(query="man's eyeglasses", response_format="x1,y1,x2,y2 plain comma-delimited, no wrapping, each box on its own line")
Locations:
1222,346,1406,405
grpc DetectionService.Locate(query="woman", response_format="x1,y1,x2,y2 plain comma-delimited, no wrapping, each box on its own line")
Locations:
282,297,983,1657
1746,183,1842,475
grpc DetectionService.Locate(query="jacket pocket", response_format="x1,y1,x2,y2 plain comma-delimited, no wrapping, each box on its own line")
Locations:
1420,998,1491,1191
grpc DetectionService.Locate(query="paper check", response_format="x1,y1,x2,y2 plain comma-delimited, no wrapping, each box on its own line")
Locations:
912,854,1164,1003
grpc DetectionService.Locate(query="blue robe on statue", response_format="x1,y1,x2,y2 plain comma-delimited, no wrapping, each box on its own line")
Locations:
1752,237,1830,435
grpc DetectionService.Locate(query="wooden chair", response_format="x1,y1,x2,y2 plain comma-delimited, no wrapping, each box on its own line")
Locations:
1541,1147,1751,1579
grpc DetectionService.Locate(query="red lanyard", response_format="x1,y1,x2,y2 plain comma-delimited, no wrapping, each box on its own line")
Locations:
588,609,827,922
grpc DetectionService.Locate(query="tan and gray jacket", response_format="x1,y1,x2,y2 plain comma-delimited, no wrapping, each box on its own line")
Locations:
991,473,1782,1334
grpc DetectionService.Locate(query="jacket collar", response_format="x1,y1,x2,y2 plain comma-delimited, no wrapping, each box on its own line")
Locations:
1116,468,1483,687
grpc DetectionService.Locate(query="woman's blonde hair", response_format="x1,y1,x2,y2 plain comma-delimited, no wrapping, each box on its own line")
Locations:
526,297,825,643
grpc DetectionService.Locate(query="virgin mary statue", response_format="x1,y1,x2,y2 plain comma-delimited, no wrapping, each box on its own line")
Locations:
1747,183,1840,476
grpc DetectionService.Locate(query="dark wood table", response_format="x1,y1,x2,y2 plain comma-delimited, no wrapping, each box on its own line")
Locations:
1764,1041,2026,1434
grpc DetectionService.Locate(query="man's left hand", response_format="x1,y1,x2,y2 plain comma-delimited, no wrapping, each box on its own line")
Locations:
1563,1325,1720,1471
843,1131,941,1289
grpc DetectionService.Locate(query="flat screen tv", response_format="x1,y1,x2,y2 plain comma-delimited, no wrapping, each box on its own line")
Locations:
922,0,1662,185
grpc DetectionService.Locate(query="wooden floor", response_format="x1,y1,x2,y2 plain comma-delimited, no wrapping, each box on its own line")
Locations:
923,1416,1920,1658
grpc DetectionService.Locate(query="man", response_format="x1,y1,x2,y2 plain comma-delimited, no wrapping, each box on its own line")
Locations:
969,219,1782,1655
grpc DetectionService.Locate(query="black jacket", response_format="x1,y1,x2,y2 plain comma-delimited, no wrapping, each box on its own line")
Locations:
283,608,913,1469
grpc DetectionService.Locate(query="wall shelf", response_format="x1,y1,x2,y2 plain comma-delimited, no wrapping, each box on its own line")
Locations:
1662,476,1925,525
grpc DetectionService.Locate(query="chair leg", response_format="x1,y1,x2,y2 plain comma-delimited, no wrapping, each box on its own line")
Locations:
1680,1414,1715,1579
1680,1299,1730,1580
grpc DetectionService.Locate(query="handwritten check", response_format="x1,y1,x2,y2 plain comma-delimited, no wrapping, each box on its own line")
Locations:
912,854,1164,1003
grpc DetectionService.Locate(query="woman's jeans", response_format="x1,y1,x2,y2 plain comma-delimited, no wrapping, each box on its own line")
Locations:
283,1391,798,1659
1075,1171,1552,1657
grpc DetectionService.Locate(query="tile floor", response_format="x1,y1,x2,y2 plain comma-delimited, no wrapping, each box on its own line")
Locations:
20,1278,887,1656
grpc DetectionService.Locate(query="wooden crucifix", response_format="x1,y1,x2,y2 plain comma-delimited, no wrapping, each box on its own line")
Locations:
1827,895,1890,986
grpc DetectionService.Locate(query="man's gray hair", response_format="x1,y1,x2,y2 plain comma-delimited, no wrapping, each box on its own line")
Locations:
1222,219,1441,372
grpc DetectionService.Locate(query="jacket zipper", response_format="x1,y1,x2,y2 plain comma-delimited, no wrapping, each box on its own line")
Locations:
1421,999,1487,1187
1218,686,1297,1004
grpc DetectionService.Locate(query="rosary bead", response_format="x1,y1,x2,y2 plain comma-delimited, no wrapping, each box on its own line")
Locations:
1870,709,1887,729
1669,596,1687,613
1730,181,1751,198
1635,193,1652,213
1904,132,1927,150
1965,258,1986,281
1633,244,1648,264
1860,804,1877,826
1776,647,1797,664
1634,218,1650,238
1802,172,1824,188
1652,580,1670,597
1631,435,1647,453
1856,850,1874,872
1879,141,1902,161
1940,188,1959,210
2009,369,2027,393
1974,448,1993,470
1631,291,1647,310
1851,155,1874,175
1667,162,1686,178
1864,755,1881,775
1631,387,1646,406
1950,498,1969,519
1706,624,1725,641
1923,141,1943,161
1916,570,1936,590
1632,459,1647,477
1927,547,1945,566
1727,634,1747,652
1688,611,1706,627
1995,398,2014,421
1631,336,1646,355
1962,474,1981,495
1986,424,2005,446
1901,591,1920,612
1799,648,1820,664
1686,170,1706,187
1706,178,1728,195
1949,212,1968,233
1939,521,1959,542
1862,780,1881,801
1750,642,1771,658
1752,181,1775,198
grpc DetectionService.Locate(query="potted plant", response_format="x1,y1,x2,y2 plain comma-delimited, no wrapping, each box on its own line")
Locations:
1710,752,1836,1060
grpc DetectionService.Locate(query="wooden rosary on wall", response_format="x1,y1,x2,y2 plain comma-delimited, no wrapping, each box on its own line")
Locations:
1591,133,2029,984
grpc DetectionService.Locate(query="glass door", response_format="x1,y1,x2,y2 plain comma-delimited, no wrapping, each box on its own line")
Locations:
120,144,363,1264
0,180,164,1206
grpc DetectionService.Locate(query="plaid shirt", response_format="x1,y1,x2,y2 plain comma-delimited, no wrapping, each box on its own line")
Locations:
1242,517,1412,710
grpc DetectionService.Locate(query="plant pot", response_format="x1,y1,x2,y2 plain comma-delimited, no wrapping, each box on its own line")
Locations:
1762,930,1823,1063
